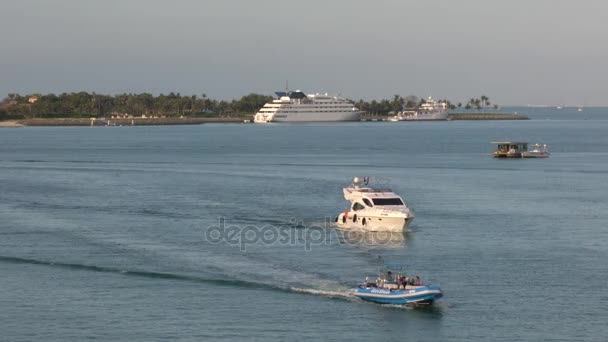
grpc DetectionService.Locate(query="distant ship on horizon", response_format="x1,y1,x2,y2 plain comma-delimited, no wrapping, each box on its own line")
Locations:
526,104,587,111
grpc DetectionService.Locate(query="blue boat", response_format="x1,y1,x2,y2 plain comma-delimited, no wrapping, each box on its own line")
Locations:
352,263,443,305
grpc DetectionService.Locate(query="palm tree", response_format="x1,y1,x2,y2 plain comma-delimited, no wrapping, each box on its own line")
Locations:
191,95,197,113
481,95,489,109
390,95,403,113
474,98,481,110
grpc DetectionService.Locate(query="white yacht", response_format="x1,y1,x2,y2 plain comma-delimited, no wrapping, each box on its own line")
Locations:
521,144,550,158
389,97,449,121
253,91,362,123
336,177,415,232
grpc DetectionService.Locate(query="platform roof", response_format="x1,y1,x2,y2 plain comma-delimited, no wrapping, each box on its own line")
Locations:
491,141,528,144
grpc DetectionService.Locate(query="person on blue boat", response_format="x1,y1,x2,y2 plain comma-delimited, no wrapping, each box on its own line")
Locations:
353,266,443,305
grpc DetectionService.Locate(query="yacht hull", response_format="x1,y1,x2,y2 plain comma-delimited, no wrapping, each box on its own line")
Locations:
493,151,522,158
336,214,412,232
521,152,550,158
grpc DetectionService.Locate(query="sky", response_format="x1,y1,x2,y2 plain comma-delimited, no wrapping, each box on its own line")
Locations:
1,0,607,105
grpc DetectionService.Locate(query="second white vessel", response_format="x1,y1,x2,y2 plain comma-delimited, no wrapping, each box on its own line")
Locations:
390,97,449,121
336,177,415,232
253,91,362,123
521,143,550,158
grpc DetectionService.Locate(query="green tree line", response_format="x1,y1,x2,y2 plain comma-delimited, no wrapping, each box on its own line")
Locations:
0,92,497,120
0,92,274,120
353,95,496,116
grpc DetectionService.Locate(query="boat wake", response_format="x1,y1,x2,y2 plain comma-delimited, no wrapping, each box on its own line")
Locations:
290,287,354,301
0,255,447,311
0,255,354,301
0,255,274,289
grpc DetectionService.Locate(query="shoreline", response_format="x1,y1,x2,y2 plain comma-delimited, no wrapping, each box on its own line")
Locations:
9,117,251,127
1,113,528,127
0,120,24,127
361,113,529,121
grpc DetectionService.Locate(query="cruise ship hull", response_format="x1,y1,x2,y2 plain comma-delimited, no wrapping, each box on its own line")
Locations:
271,111,361,122
254,90,362,123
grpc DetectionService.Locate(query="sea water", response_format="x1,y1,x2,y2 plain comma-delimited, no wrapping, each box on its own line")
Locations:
1,107,607,341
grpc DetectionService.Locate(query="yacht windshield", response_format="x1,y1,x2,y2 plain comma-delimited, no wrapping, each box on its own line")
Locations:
352,202,365,211
372,198,403,206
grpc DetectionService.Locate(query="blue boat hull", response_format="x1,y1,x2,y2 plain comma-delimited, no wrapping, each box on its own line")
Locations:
353,285,443,305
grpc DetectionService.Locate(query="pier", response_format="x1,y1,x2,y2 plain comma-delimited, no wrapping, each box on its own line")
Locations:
447,113,528,120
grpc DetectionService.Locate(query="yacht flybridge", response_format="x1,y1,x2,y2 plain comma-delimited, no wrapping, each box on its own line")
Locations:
253,90,362,123
336,177,414,232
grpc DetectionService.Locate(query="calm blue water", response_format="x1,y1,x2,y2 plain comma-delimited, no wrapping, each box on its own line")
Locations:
1,109,607,341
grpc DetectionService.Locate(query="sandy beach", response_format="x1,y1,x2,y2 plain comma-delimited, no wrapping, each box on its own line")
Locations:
0,120,24,127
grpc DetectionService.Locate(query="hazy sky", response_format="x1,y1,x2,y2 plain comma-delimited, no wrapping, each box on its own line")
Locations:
1,0,607,105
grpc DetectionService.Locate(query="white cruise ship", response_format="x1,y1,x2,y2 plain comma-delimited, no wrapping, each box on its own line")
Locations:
390,97,449,121
253,91,362,123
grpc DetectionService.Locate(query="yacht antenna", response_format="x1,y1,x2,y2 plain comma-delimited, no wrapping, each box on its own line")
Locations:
285,80,289,93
